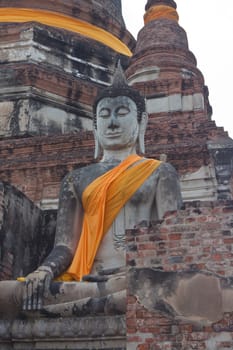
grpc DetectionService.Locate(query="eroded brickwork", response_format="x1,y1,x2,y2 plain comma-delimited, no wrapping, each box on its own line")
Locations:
0,132,94,204
126,201,233,349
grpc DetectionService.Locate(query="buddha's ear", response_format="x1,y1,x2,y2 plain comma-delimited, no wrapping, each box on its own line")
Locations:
138,111,148,154
93,128,102,159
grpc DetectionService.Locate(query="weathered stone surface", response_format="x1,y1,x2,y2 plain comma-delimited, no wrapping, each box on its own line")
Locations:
0,182,56,279
0,97,93,137
0,182,41,279
0,315,126,349
129,269,233,323
208,140,233,200
0,23,120,84
0,22,131,138
0,19,134,140
180,165,218,201
146,93,204,114
126,201,233,349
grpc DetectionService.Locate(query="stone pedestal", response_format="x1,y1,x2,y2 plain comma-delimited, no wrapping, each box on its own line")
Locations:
0,316,126,350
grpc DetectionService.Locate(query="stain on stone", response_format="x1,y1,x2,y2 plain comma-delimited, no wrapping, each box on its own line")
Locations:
182,78,194,91
97,68,111,84
127,244,137,252
72,41,95,62
9,101,21,136
34,27,70,54
127,260,136,267
0,182,42,279
65,117,83,132
67,87,73,100
71,7,81,18
38,210,56,266
91,10,104,28
210,147,233,200
72,90,82,102
40,308,61,319
72,297,107,317
0,68,16,87
129,268,233,324
49,281,62,297
0,182,59,280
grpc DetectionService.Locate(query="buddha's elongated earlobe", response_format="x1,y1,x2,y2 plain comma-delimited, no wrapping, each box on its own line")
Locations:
138,111,148,154
94,129,102,159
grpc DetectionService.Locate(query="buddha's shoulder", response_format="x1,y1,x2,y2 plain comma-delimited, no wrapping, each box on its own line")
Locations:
80,162,118,176
62,162,118,185
157,161,177,174
153,161,179,183
147,160,178,181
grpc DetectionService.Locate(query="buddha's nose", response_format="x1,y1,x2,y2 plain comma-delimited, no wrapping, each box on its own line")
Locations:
108,116,120,130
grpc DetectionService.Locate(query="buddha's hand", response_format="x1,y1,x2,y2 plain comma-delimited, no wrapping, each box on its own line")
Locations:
22,266,53,311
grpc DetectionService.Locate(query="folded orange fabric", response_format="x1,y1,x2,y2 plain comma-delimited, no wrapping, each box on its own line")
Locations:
144,5,179,24
59,154,161,281
0,8,132,56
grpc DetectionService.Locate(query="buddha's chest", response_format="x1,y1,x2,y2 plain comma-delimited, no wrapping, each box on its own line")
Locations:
128,176,157,205
78,163,158,205
91,175,158,273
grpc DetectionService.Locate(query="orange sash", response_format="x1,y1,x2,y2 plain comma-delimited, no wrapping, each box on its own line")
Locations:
144,5,179,24
0,8,132,56
60,155,161,281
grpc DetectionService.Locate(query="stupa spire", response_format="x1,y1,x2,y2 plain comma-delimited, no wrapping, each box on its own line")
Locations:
145,0,177,10
144,0,179,25
125,0,233,203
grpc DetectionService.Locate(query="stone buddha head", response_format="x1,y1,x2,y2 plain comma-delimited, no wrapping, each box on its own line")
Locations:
93,62,148,159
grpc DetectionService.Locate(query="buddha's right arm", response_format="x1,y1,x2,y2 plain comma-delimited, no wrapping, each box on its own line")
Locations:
39,172,84,278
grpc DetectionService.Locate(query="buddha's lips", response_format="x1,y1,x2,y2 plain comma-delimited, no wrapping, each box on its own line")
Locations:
104,133,122,138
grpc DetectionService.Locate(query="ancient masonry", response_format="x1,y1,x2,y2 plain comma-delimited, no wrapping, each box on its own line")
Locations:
0,0,233,349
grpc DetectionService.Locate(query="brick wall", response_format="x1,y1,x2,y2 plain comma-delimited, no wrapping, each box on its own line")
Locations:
0,132,94,203
126,201,233,349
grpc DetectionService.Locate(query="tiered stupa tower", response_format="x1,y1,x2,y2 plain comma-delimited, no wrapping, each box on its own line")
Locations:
126,0,233,201
0,0,134,137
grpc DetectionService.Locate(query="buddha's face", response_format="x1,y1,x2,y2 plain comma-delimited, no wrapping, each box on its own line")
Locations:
96,96,139,151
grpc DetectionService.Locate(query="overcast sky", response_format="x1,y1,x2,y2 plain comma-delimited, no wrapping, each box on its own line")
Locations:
122,0,233,138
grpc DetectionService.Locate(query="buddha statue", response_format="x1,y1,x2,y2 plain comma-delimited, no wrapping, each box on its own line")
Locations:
0,63,182,318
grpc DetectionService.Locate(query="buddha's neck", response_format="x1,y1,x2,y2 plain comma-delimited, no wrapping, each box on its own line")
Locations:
101,146,137,162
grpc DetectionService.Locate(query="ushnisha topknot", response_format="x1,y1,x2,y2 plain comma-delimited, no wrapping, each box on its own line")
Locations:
93,61,146,128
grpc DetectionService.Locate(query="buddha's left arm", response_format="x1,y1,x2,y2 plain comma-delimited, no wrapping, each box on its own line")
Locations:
155,163,183,220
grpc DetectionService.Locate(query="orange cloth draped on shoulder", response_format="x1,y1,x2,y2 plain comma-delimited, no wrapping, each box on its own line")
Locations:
59,154,161,282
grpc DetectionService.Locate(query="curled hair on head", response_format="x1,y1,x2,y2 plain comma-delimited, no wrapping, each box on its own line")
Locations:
93,61,146,129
